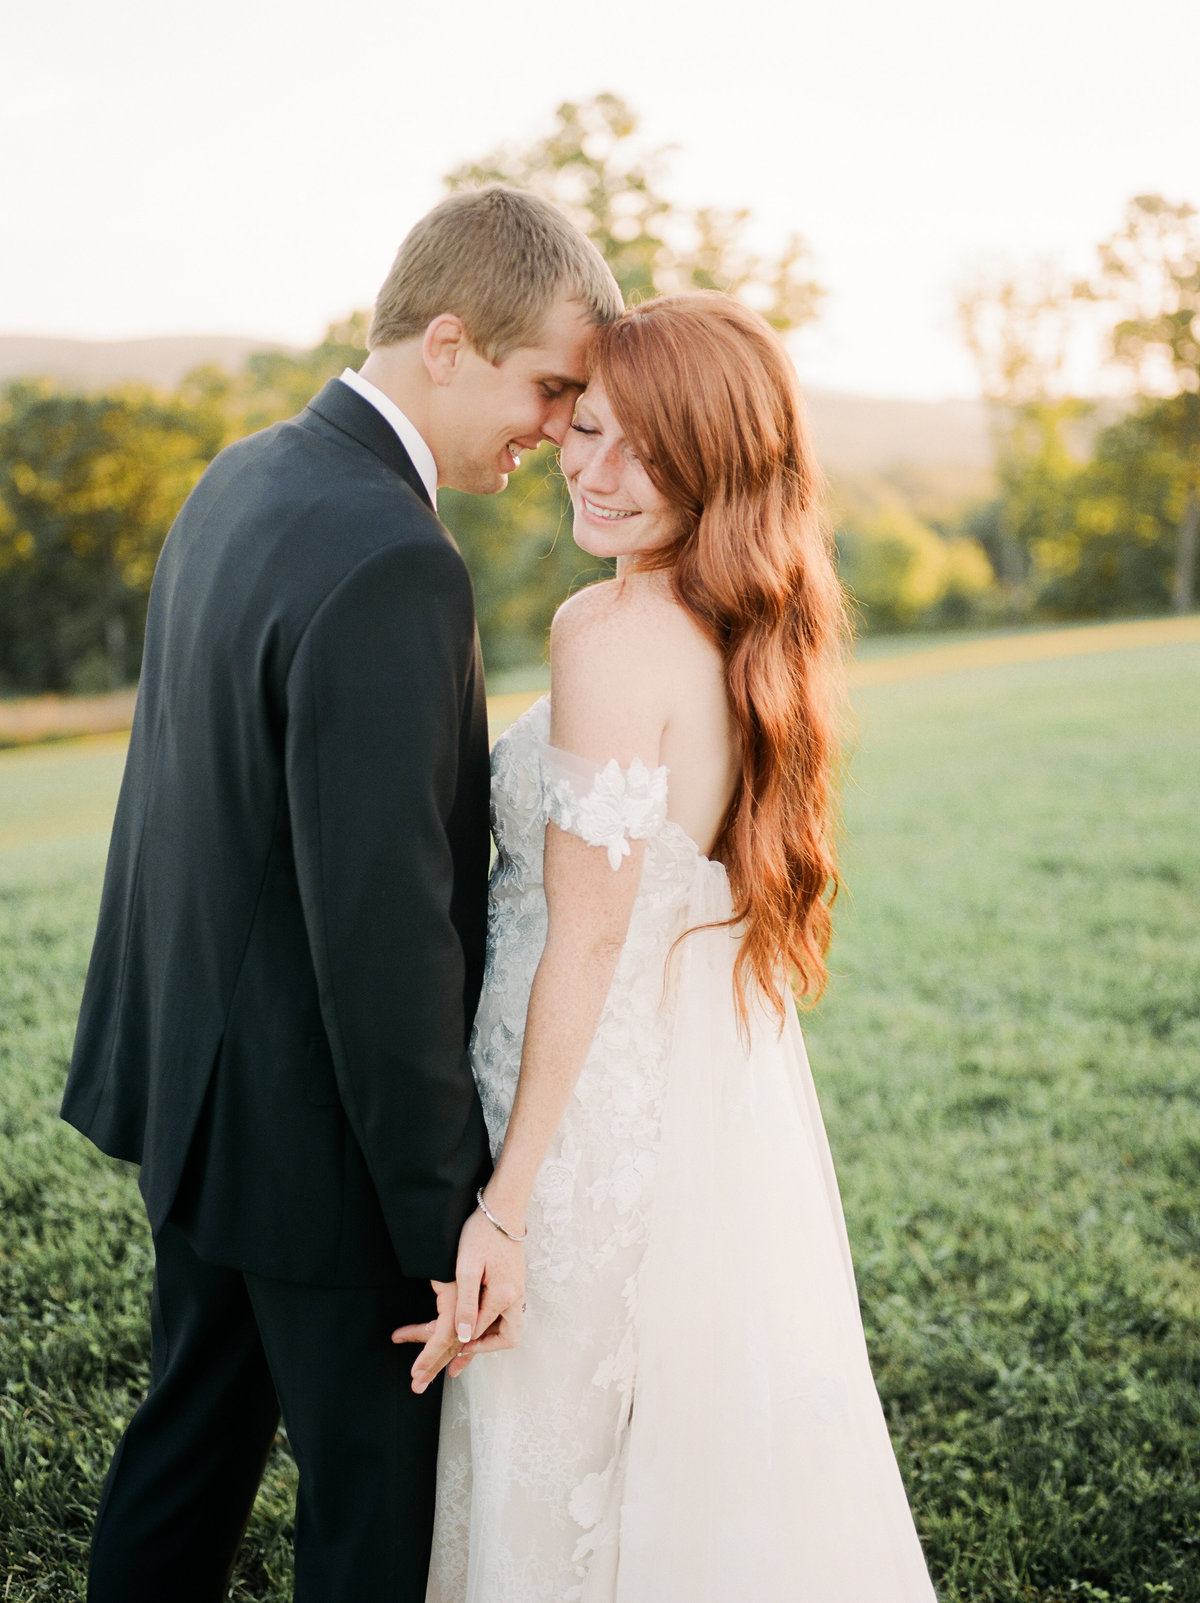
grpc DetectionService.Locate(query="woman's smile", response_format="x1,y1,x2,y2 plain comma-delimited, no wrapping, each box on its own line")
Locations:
579,495,638,522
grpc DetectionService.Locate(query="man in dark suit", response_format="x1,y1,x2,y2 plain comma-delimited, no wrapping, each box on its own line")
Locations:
61,186,622,1601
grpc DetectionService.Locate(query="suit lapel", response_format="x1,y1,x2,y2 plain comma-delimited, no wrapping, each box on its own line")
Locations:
304,379,435,511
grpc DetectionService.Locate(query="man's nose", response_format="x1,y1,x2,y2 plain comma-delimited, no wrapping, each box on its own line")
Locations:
540,393,578,446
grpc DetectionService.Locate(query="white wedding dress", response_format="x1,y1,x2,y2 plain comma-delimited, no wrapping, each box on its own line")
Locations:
427,695,937,1602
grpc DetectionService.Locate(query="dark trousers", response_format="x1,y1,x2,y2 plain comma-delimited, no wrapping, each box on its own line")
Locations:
87,1218,442,1603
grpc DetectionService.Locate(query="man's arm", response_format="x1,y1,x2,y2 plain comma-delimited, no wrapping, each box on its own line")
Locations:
285,532,490,1281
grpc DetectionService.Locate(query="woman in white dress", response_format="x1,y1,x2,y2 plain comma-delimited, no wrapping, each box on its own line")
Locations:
400,292,937,1601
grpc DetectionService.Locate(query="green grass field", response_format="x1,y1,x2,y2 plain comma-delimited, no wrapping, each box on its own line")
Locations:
2,623,1198,1600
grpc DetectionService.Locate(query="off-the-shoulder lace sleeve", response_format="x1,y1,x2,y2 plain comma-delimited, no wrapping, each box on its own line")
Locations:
539,741,670,870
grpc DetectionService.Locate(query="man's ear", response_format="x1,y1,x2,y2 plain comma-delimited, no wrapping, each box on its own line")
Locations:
423,314,469,387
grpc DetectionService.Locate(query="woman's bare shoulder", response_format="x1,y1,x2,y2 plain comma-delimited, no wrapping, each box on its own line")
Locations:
549,576,694,760
550,577,626,645
552,573,707,666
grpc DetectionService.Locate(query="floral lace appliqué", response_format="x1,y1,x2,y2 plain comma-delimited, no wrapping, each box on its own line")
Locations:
541,743,669,870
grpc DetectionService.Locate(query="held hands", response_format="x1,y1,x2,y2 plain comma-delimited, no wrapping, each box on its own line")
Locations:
391,1199,526,1394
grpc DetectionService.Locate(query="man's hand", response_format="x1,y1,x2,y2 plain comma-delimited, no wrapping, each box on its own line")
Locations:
391,1207,526,1393
392,1279,461,1395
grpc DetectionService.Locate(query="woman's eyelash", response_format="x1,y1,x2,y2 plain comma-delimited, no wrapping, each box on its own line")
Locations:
568,423,647,466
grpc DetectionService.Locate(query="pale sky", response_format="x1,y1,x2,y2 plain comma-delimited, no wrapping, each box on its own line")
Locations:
2,0,1196,399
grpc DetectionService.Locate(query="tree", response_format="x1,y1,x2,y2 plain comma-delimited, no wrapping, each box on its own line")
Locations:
1079,194,1200,612
956,263,1079,599
834,493,993,633
446,93,822,330
1033,398,1187,619
0,382,211,691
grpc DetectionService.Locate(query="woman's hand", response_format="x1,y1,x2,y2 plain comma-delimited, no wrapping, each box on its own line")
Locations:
391,1204,526,1393
449,1202,526,1355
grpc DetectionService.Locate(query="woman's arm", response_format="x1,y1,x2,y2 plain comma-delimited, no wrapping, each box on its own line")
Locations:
481,817,649,1230
400,579,671,1385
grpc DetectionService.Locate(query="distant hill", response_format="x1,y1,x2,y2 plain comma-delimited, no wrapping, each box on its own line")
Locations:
0,332,993,478
803,386,990,476
0,334,296,392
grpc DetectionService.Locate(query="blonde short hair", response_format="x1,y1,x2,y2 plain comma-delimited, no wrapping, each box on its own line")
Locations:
368,186,623,361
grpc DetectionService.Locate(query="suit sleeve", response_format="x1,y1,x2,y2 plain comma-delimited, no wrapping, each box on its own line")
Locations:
285,532,490,1281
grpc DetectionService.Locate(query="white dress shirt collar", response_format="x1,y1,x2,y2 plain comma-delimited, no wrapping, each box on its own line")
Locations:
338,367,438,509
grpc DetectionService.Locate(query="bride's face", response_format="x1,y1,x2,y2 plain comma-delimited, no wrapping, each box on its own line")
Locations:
561,380,676,562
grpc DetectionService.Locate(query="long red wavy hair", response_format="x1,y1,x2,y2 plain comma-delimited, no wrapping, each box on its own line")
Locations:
586,292,849,1018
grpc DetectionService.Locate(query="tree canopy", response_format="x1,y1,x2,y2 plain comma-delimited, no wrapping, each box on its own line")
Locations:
446,94,822,331
0,383,211,691
1079,195,1200,610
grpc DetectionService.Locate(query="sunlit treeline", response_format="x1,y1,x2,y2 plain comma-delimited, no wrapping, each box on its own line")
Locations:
1,101,1195,693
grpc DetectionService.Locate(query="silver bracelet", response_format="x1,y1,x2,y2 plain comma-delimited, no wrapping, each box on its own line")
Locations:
476,1187,528,1242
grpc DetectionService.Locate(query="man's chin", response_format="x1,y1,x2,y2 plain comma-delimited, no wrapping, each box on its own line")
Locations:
444,468,509,496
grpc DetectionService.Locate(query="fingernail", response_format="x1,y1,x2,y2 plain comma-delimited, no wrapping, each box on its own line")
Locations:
457,1323,473,1343
413,1382,427,1395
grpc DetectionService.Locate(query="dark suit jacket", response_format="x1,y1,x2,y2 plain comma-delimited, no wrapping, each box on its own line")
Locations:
61,378,492,1287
